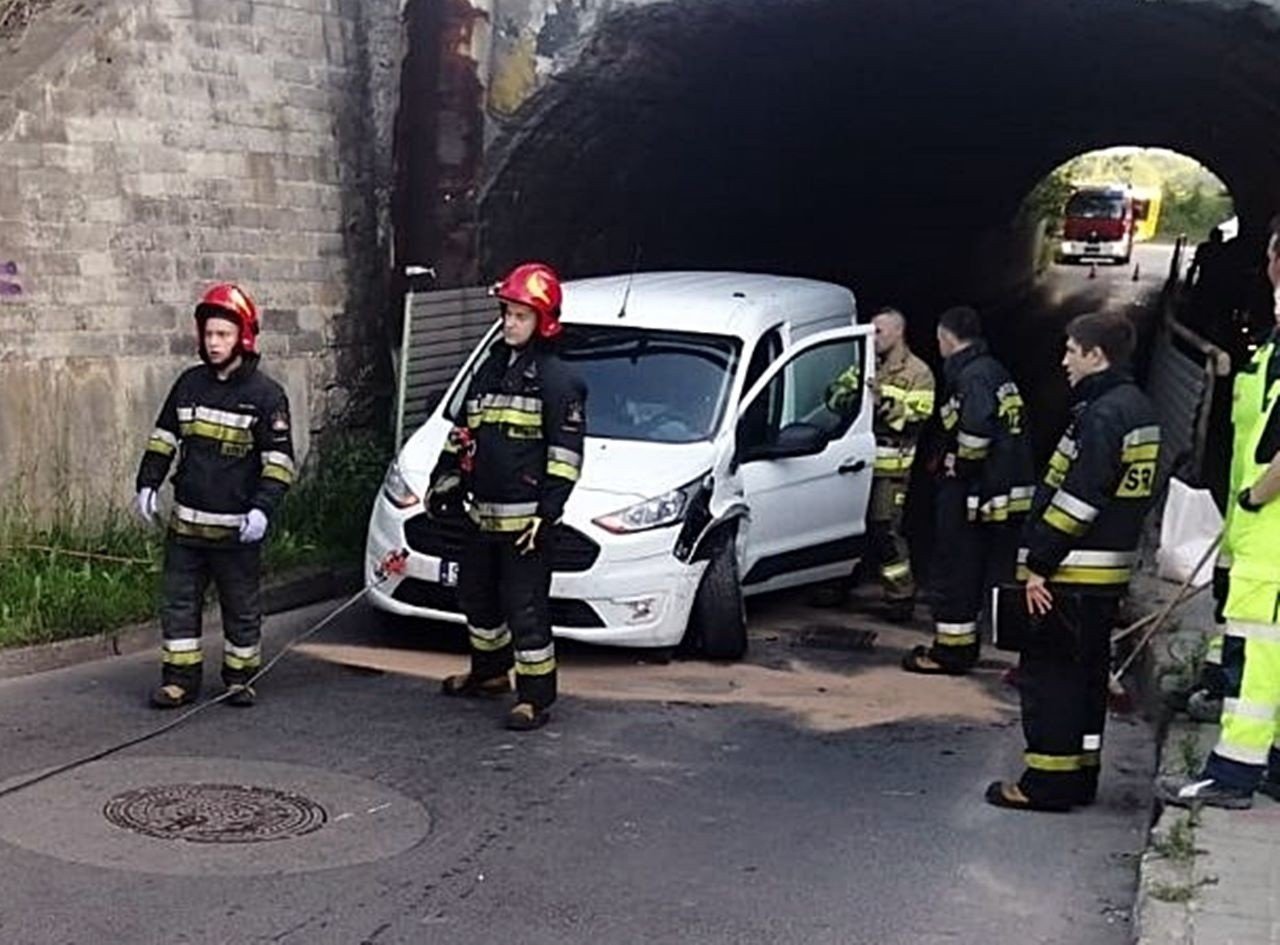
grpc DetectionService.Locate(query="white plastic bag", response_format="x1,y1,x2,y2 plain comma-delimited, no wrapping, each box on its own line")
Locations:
1156,478,1223,587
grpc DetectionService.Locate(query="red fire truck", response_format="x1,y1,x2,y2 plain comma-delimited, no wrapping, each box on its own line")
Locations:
1057,185,1139,265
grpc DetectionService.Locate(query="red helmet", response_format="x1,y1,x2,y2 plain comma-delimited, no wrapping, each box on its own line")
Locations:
494,262,563,339
195,283,260,354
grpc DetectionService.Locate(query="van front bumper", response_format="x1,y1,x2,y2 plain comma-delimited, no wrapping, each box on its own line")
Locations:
365,495,706,649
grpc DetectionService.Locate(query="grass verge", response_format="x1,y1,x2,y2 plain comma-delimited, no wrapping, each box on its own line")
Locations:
0,430,390,648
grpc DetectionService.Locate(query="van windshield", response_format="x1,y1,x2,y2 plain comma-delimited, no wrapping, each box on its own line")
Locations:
560,325,741,443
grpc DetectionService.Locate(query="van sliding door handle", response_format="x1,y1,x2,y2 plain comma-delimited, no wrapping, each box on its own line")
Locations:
838,460,867,475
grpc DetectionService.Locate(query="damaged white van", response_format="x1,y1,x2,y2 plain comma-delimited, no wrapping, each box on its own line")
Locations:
364,272,876,659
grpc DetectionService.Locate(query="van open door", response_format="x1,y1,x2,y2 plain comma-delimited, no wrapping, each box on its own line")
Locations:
731,326,875,594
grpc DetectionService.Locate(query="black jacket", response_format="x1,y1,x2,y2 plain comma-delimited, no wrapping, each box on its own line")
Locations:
1021,368,1161,589
136,355,294,545
938,340,1036,523
433,340,586,533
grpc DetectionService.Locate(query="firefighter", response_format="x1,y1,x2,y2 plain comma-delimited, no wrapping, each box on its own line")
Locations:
860,307,936,618
135,284,294,709
903,305,1035,675
813,308,934,615
987,312,1160,811
429,262,586,731
1162,217,1280,809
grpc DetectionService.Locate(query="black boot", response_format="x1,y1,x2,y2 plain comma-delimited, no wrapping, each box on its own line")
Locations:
442,672,512,698
506,702,549,731
985,780,1072,812
901,645,970,675
150,683,198,709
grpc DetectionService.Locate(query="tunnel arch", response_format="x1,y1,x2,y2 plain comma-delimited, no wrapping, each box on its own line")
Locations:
476,0,1280,311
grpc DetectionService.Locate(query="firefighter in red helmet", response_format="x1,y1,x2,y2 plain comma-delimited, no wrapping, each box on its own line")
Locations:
429,262,586,730
134,283,294,708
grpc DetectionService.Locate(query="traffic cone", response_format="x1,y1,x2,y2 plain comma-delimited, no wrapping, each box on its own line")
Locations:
1088,263,1097,280
1132,263,1141,282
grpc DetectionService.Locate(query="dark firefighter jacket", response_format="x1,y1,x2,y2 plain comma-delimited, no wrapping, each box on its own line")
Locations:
938,340,1036,523
136,355,295,545
432,339,587,534
1020,367,1161,590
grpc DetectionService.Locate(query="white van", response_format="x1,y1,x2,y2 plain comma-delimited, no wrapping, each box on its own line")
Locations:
364,272,876,658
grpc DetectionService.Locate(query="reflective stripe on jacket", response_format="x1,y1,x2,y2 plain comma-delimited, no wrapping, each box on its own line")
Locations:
874,347,935,477
432,340,586,534
1021,368,1161,589
937,341,1036,523
136,356,294,545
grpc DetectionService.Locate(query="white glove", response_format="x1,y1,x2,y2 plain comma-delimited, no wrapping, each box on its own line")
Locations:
239,508,268,544
134,488,159,527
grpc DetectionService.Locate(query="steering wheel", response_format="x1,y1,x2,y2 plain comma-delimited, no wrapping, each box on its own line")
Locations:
637,407,693,435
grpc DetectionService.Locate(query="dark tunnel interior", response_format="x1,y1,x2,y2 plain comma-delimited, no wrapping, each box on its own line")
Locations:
461,0,1279,331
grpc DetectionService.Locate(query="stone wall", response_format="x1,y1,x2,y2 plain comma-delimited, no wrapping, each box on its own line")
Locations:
0,0,402,513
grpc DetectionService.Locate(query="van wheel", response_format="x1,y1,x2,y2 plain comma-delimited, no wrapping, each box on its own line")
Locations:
688,539,747,661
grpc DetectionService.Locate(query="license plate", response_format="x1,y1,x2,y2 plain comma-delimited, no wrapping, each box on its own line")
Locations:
438,560,459,587
1085,244,1100,253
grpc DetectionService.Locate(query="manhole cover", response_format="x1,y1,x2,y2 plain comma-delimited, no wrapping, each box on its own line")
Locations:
103,783,327,844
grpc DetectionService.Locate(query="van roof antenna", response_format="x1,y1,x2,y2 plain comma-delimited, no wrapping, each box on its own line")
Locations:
617,245,643,319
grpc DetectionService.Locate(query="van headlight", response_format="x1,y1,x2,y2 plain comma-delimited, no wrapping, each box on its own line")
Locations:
593,475,707,535
381,460,421,509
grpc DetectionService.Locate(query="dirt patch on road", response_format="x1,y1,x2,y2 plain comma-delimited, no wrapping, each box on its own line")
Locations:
299,622,1013,733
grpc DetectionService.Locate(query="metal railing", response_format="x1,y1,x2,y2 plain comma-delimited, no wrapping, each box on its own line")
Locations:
1146,236,1231,481
393,285,494,449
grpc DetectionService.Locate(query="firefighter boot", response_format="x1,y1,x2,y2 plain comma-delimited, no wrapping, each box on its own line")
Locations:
902,645,971,675
150,683,198,709
985,780,1072,813
506,701,550,731
881,599,916,624
226,684,257,708
442,673,512,698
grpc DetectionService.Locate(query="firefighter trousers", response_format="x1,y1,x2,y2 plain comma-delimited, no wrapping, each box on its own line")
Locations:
457,531,557,710
869,476,914,602
1017,591,1117,807
929,479,1018,669
160,538,263,691
1203,574,1280,791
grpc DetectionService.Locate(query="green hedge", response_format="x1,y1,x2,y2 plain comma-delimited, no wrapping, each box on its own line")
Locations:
0,429,391,647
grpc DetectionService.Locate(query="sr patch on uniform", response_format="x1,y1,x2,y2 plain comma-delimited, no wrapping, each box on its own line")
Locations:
563,399,585,433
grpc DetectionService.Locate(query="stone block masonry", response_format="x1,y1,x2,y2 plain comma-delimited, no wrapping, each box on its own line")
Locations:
0,0,402,514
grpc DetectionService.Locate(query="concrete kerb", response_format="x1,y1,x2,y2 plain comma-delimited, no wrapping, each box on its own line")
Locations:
0,564,362,680
1126,568,1229,944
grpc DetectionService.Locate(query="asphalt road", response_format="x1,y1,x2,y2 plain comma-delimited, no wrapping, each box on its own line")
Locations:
0,590,1153,945
0,246,1172,944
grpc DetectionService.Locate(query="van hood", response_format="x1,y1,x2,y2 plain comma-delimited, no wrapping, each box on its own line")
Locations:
576,438,719,501
396,420,721,504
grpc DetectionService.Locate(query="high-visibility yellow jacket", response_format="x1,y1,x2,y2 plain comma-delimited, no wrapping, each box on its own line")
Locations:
1225,336,1280,580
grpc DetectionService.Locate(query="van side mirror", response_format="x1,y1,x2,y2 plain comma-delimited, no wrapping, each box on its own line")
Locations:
741,422,829,463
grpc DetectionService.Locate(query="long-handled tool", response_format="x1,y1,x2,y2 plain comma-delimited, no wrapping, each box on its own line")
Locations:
1107,535,1221,712
0,549,408,801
